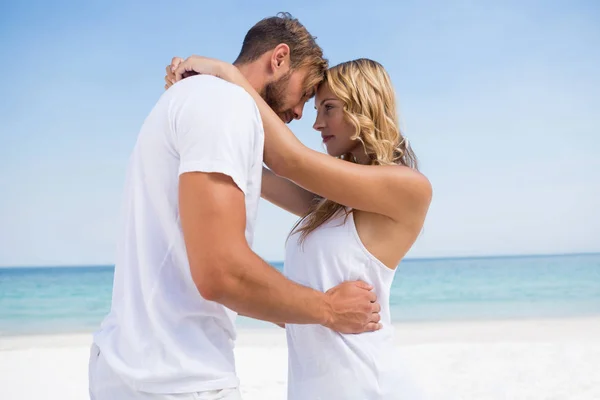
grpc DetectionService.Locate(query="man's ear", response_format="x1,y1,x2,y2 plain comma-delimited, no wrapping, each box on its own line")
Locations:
270,43,291,78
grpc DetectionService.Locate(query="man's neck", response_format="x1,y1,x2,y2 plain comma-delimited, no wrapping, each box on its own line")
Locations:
234,62,267,94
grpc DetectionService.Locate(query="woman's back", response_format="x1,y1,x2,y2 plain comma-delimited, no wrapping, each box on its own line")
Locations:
284,210,423,400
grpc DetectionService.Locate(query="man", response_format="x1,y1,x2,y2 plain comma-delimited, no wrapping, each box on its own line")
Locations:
89,13,380,400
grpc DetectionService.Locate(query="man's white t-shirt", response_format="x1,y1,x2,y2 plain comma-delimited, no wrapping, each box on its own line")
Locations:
93,75,264,393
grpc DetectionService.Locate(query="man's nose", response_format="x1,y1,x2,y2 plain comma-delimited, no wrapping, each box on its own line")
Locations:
293,104,304,121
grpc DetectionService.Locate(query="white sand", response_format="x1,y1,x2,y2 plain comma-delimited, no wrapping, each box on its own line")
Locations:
1,317,599,400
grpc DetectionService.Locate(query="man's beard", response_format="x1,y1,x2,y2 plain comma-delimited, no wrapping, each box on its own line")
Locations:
261,72,291,115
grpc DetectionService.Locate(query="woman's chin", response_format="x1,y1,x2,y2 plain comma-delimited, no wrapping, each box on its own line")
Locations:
325,147,352,159
325,148,340,157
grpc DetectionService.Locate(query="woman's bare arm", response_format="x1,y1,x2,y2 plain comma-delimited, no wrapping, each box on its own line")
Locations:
261,167,315,217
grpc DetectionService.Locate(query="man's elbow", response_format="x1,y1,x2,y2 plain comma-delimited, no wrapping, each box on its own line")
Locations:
191,259,236,302
195,277,225,302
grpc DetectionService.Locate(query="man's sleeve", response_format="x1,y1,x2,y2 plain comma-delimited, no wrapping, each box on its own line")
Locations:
172,79,258,195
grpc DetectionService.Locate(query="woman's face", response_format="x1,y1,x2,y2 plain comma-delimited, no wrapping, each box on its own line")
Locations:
313,84,360,158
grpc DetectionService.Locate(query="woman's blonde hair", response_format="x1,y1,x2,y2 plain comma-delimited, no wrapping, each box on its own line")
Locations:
291,58,418,242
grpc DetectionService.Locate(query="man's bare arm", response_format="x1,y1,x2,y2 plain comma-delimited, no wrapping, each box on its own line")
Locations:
179,171,381,332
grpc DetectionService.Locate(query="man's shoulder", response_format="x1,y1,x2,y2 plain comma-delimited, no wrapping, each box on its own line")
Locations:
173,75,256,110
166,75,263,139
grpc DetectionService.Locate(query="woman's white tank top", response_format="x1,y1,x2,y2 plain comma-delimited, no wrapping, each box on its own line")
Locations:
284,210,423,399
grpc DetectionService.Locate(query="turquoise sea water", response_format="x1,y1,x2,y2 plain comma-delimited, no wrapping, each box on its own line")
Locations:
0,254,599,336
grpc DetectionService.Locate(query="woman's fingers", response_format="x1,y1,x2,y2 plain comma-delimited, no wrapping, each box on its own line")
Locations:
164,57,184,90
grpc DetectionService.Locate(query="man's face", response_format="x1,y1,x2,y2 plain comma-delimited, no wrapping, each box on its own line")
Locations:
262,67,313,124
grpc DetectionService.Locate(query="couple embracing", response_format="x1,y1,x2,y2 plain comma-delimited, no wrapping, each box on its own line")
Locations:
89,12,432,400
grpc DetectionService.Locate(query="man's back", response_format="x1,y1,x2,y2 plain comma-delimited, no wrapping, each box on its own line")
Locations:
93,75,264,393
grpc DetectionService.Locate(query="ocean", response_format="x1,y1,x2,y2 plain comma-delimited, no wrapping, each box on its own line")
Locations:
1,253,599,336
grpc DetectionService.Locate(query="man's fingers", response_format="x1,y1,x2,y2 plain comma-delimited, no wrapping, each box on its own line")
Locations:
371,302,381,313
367,290,377,303
354,280,373,291
370,312,381,323
364,322,382,332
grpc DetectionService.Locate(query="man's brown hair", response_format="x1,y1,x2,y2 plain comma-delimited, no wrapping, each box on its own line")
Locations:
235,12,328,95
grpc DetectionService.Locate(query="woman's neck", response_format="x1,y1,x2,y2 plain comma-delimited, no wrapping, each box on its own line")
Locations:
350,146,370,165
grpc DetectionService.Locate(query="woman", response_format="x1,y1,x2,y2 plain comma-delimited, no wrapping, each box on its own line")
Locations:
165,56,432,399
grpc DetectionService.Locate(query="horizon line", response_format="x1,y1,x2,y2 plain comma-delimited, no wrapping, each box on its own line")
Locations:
1,251,599,269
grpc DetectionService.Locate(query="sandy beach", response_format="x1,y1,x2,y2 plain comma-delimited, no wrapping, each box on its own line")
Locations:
1,317,599,399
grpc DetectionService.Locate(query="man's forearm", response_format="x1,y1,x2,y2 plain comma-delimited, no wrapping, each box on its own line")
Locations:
213,251,332,326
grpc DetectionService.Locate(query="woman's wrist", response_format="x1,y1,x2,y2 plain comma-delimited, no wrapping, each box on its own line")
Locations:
229,65,254,93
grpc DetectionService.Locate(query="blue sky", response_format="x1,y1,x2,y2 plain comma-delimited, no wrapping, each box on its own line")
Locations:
1,0,599,266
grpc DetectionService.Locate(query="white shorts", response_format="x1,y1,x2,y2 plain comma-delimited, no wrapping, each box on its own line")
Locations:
88,344,242,400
